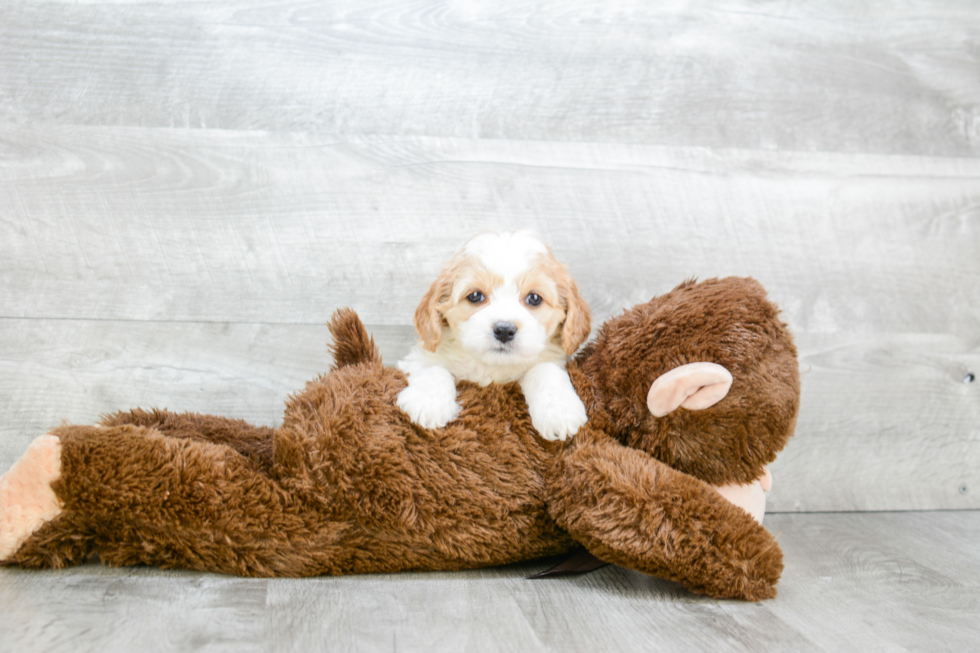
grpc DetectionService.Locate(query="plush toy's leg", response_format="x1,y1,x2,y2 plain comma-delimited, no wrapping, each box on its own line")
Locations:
547,431,783,601
100,409,275,472
0,434,63,561
3,424,335,576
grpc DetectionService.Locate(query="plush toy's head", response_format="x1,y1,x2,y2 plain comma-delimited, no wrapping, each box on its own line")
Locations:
578,277,800,486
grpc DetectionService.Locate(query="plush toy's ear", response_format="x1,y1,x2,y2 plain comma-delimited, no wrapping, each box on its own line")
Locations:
560,276,591,355
646,362,733,417
413,276,450,352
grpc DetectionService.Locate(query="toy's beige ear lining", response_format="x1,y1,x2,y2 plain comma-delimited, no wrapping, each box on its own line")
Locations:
646,362,734,417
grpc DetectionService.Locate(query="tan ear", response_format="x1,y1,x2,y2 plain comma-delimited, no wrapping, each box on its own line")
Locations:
560,276,591,355
413,276,448,352
647,362,733,417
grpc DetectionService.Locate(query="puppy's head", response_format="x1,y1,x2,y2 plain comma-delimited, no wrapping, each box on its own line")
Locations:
414,231,591,363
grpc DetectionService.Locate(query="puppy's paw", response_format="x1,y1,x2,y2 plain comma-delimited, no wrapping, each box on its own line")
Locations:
397,386,461,429
396,367,461,429
0,434,63,561
528,392,588,441
521,361,588,441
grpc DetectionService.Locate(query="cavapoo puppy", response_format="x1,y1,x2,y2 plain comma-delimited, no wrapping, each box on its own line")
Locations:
396,230,591,441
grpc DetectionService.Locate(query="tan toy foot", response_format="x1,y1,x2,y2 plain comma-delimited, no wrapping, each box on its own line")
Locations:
714,467,772,524
0,434,63,561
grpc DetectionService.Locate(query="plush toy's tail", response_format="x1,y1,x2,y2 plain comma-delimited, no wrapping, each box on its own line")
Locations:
327,308,383,369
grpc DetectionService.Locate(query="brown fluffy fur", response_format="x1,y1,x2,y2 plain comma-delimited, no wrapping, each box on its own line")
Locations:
4,277,799,601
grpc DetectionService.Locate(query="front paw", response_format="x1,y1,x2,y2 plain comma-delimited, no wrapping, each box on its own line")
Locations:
528,392,588,442
396,383,461,429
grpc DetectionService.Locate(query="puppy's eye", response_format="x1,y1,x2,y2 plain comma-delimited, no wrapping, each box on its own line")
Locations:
466,291,485,304
525,293,543,307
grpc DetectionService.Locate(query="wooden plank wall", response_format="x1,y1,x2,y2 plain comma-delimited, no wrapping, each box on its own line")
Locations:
1,0,978,513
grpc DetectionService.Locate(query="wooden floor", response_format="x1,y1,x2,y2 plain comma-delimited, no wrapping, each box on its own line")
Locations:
1,511,978,652
2,0,979,650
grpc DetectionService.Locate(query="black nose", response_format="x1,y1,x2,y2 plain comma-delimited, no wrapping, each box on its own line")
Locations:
493,322,518,343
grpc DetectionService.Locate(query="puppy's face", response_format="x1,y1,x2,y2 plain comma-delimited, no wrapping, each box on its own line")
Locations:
414,231,591,364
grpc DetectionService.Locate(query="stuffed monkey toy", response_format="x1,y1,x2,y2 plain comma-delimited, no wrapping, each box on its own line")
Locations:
0,277,798,601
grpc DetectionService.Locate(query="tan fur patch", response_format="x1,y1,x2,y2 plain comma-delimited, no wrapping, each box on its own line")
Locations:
441,260,503,332
518,266,564,337
524,250,591,354
0,434,63,560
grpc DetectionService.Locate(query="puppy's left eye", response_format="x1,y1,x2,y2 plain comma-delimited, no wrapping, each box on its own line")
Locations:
525,293,543,307
467,291,485,303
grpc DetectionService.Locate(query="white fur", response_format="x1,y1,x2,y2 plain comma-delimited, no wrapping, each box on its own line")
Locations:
519,361,589,441
463,230,548,278
399,332,567,387
454,282,553,371
395,364,461,429
397,231,588,441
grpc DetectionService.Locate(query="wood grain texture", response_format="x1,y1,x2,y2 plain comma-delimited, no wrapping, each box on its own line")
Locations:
1,0,978,645
765,511,980,652
1,1,979,513
1,511,978,652
769,332,980,512
2,126,978,333
1,1,978,155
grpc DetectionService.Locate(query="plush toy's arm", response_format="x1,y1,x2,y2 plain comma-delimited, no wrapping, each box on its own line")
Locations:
546,429,783,601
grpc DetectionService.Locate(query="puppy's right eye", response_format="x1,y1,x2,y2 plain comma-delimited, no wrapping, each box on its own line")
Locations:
466,291,485,303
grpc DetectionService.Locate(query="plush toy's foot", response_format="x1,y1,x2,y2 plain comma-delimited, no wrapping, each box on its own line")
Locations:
0,434,63,561
714,468,772,524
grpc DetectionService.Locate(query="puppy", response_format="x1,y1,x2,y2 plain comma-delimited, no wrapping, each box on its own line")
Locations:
396,230,591,441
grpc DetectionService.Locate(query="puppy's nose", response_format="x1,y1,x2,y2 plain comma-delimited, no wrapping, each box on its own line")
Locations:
493,322,518,343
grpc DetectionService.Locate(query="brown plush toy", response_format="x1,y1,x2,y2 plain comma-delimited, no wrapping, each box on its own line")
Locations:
0,277,799,601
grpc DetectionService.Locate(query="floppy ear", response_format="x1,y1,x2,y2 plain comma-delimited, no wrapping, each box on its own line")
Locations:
560,276,591,355
413,275,449,352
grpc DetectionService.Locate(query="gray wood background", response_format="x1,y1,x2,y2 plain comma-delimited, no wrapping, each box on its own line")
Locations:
1,1,978,650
